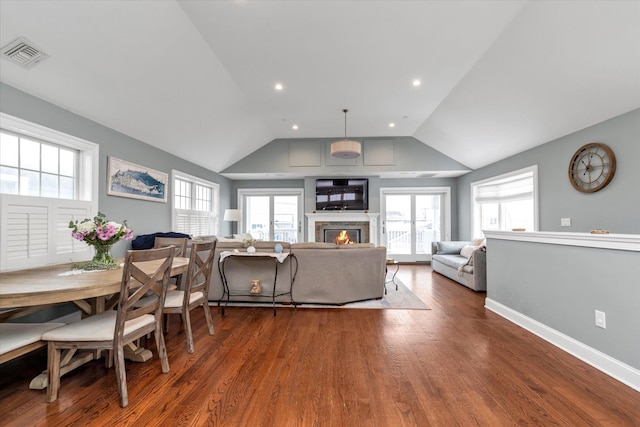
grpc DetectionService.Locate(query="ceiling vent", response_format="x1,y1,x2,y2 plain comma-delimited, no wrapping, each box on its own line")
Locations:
1,37,49,69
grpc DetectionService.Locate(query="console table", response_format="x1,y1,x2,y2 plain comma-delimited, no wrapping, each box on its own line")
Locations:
218,251,298,316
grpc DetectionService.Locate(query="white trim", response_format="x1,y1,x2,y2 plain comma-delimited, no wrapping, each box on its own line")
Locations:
485,298,640,392
305,212,380,245
379,186,451,259
238,188,304,242
471,165,538,238
0,112,99,210
171,169,220,236
483,230,640,252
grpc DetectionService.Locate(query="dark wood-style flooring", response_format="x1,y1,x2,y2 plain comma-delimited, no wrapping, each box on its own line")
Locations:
1,265,638,426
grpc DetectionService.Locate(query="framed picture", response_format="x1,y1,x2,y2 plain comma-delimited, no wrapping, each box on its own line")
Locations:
107,156,168,203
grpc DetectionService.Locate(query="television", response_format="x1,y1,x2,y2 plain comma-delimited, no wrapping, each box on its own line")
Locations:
315,178,368,211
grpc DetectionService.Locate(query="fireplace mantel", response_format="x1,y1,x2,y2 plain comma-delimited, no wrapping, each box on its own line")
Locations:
306,212,379,245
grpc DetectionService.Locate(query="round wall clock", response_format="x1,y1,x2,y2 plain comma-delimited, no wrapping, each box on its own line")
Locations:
568,142,616,193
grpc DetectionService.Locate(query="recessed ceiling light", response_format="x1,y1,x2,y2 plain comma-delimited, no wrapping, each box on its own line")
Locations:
389,123,395,128
274,83,284,91
412,79,421,87
292,124,298,130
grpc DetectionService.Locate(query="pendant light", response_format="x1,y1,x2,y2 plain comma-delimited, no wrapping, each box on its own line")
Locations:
330,109,361,159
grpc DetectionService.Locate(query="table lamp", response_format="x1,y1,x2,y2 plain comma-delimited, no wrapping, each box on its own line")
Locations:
223,209,241,234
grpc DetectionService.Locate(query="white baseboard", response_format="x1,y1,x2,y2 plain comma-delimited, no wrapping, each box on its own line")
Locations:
485,298,640,392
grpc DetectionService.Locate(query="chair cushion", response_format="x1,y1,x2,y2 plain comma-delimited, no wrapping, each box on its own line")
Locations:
0,323,65,355
42,311,155,342
163,290,205,308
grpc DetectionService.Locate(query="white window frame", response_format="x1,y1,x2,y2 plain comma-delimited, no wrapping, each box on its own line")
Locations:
470,165,539,239
171,169,220,237
0,113,99,271
237,188,304,243
380,186,451,262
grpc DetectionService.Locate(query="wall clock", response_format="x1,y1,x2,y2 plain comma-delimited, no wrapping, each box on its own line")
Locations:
568,142,616,193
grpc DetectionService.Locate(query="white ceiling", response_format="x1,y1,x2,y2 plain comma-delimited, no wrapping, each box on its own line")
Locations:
1,1,639,175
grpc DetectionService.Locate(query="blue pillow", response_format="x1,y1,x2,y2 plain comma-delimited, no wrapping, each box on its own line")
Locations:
436,241,466,255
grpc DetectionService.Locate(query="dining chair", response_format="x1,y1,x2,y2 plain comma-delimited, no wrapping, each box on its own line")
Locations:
154,237,188,290
138,240,216,353
41,246,174,408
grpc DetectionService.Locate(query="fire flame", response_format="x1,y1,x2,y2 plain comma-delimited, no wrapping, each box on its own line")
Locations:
335,230,354,245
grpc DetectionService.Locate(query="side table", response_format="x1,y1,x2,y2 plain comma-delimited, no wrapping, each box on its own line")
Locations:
218,251,298,316
385,259,400,294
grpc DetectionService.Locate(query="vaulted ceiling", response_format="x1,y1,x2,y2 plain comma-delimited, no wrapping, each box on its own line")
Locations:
1,1,638,176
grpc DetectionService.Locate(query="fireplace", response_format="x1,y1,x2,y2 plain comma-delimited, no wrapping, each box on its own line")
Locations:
306,212,380,245
324,229,361,244
315,220,370,243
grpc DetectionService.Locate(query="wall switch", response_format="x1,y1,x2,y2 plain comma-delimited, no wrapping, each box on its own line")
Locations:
595,310,606,329
561,218,571,227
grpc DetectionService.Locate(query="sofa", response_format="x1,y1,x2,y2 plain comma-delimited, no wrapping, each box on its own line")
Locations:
431,240,486,291
206,240,387,305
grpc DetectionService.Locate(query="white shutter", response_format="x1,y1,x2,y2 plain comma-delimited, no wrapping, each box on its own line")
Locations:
5,204,48,261
174,209,217,237
0,194,92,271
55,202,92,257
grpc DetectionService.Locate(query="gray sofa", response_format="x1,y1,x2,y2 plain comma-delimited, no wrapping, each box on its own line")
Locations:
431,241,486,291
206,241,387,305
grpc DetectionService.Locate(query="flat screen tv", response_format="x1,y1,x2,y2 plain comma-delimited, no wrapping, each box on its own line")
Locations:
315,178,368,211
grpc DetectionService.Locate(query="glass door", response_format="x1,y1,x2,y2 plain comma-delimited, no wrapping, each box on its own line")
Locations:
239,189,303,243
382,188,450,262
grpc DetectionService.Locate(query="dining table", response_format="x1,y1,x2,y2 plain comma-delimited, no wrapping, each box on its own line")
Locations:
0,257,189,389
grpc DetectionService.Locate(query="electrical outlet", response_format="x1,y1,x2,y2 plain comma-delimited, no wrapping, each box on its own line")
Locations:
561,218,571,227
595,310,606,329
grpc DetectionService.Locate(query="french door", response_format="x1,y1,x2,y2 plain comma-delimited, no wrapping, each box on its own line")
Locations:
238,189,303,243
381,187,451,262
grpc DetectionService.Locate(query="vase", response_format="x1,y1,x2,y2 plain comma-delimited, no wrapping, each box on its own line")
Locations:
92,244,115,266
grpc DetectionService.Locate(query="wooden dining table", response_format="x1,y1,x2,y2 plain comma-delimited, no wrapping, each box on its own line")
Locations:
0,257,189,389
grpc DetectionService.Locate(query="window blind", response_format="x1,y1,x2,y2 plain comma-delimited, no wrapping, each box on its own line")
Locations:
474,172,534,204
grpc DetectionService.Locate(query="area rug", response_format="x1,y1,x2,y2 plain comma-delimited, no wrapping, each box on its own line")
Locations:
212,278,430,310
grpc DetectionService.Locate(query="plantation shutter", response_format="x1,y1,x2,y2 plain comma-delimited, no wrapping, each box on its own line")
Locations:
0,194,92,271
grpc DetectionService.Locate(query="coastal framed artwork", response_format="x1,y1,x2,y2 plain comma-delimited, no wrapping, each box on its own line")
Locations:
107,156,168,203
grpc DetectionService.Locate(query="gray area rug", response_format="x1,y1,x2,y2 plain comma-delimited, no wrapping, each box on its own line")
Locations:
212,278,430,310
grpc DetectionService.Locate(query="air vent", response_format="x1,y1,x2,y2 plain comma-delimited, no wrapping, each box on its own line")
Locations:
1,37,49,69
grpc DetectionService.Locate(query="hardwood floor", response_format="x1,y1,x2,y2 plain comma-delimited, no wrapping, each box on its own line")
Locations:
1,265,638,426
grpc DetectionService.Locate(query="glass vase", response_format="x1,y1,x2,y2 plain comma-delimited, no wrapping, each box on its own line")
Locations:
92,244,115,267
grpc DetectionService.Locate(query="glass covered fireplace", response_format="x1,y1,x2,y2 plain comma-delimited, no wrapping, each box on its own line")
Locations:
324,229,361,245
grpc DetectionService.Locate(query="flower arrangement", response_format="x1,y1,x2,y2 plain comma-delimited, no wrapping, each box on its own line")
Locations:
243,237,255,248
69,212,133,270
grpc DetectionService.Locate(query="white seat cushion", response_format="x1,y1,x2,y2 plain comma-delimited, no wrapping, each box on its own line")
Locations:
0,323,65,355
42,311,155,342
163,290,204,308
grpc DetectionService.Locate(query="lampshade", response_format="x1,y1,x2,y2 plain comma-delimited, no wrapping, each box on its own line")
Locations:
330,139,361,159
223,209,241,222
331,108,361,159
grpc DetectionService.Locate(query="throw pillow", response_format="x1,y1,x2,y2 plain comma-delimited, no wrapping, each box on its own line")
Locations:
436,241,466,255
460,245,480,265
471,237,485,247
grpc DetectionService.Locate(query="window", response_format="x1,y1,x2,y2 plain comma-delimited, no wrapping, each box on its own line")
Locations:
1,130,78,198
0,113,99,271
238,189,303,243
381,187,451,262
471,166,538,238
172,170,219,237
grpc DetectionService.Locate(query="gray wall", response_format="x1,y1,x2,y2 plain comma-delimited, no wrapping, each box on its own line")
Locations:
456,109,640,240
222,136,470,177
0,83,233,256
487,238,640,371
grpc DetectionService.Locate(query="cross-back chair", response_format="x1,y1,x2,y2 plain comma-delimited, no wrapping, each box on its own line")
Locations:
154,237,188,290
159,240,216,353
42,246,175,408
